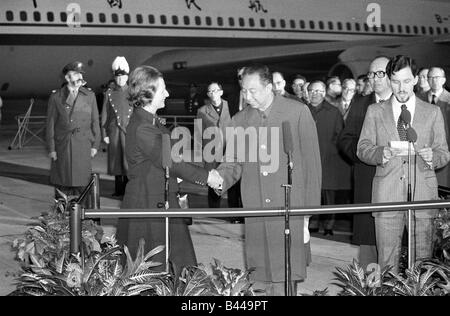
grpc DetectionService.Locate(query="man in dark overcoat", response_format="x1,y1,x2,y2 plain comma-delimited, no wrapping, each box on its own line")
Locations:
46,61,101,200
306,81,352,236
338,56,392,268
196,82,232,208
101,56,133,196
212,65,322,295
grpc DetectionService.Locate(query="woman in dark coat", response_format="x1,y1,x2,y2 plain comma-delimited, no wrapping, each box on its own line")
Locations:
117,66,210,275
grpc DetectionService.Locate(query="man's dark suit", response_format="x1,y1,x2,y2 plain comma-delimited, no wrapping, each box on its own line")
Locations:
338,93,377,246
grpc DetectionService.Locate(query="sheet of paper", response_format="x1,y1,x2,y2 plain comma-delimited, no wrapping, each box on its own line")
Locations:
389,140,415,156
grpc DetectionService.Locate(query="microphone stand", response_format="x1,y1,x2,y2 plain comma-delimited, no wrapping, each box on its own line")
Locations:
164,166,170,274
281,154,293,296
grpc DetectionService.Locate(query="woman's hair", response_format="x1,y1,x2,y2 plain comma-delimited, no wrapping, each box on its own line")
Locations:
127,66,163,108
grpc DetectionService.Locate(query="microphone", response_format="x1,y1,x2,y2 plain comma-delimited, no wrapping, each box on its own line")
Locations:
406,127,417,143
282,121,294,172
282,121,293,156
162,133,172,169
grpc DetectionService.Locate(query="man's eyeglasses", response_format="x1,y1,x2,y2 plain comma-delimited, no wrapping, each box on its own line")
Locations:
207,89,222,94
292,83,305,87
308,89,325,94
367,71,387,79
428,76,445,80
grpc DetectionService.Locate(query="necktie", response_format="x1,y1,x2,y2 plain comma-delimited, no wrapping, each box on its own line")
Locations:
431,94,437,105
397,104,408,141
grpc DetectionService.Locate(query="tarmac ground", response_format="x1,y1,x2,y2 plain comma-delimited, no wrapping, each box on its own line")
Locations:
0,120,358,296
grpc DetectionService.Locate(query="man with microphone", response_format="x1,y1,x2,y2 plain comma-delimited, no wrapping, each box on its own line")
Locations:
209,64,321,295
357,55,450,273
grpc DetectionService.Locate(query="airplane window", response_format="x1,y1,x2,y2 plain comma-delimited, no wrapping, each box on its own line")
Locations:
421,26,426,34
249,18,255,27
309,20,315,29
300,20,305,29
270,19,276,28
337,22,343,30
373,25,378,32
413,25,418,34
86,13,93,23
184,16,190,25
20,11,27,22
346,22,352,31
60,12,67,23
33,11,41,22
319,21,324,30
6,11,13,22
364,23,369,32
206,16,212,26
217,17,223,26
112,13,118,23
355,22,361,31
228,17,235,27
290,20,295,29
381,24,386,32
99,13,106,23
389,24,394,33
260,18,266,27
280,19,286,28
405,25,410,34
172,15,179,25
429,26,434,35
239,18,245,27
47,12,54,22
445,27,449,34
397,25,403,33
148,14,155,24
195,16,201,26
161,15,167,25
437,27,442,35
328,21,334,30
124,14,131,24
137,14,143,24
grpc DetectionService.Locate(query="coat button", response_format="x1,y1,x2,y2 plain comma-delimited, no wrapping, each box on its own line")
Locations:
262,171,268,176
261,144,266,150
265,198,271,203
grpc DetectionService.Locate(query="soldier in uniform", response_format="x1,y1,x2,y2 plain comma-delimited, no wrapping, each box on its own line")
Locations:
101,56,133,196
184,83,203,115
46,61,101,201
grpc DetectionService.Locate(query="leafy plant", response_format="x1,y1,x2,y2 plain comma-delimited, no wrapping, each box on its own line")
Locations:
333,259,450,296
333,259,395,296
11,190,103,269
434,208,450,265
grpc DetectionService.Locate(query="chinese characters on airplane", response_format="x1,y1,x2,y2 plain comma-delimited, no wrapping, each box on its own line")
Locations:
107,0,123,9
186,0,202,11
32,0,37,8
249,0,268,13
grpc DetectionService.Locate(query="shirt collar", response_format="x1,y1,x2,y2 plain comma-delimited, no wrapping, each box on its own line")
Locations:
429,88,444,99
375,92,392,103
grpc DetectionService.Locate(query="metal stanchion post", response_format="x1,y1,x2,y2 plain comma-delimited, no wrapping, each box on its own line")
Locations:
70,202,82,255
92,173,100,209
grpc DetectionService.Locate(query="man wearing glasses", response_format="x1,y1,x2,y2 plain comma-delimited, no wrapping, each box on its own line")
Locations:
357,55,450,273
197,82,232,208
307,81,351,237
337,56,392,268
427,67,450,187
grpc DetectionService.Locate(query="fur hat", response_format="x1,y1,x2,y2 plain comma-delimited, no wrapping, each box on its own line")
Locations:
112,56,129,76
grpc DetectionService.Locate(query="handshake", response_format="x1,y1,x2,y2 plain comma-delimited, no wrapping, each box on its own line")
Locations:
207,169,224,190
